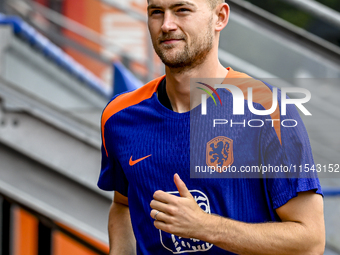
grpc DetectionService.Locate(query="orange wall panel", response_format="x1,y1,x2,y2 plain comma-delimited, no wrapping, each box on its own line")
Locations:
52,231,99,255
12,208,38,255
63,0,86,24
57,222,109,254
83,0,102,52
62,0,109,84
61,0,162,82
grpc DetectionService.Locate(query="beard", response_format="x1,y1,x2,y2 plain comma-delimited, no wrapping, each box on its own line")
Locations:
152,16,214,72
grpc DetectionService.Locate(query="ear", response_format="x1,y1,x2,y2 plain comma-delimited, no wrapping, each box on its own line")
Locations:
215,3,230,32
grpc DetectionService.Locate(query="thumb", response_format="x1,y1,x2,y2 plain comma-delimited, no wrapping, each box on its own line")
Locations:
174,174,191,198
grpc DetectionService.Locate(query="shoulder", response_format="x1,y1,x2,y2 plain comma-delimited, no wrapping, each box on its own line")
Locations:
101,75,165,129
100,75,164,156
225,68,282,143
224,68,277,105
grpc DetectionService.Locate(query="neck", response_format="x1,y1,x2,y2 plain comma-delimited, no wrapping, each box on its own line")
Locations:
164,48,228,113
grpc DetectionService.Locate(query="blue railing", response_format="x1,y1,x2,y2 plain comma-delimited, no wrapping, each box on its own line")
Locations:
323,188,340,197
0,13,112,98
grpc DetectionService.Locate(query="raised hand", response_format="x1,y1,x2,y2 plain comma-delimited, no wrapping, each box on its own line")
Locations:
150,174,208,239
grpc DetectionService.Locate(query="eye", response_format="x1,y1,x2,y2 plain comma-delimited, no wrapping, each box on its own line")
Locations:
150,10,163,15
177,8,190,12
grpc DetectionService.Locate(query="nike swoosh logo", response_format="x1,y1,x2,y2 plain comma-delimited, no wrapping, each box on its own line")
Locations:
129,155,152,166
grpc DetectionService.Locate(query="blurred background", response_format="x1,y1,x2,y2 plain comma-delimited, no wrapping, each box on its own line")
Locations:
0,0,340,254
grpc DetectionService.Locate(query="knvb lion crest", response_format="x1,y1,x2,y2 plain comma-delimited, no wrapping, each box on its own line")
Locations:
160,190,213,253
206,136,234,171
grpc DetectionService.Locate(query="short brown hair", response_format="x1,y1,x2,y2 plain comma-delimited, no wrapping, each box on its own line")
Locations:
207,0,225,9
146,0,225,9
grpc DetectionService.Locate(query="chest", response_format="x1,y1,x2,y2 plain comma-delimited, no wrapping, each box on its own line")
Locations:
107,114,190,189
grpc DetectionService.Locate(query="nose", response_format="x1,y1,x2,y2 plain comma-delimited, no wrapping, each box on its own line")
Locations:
161,12,177,33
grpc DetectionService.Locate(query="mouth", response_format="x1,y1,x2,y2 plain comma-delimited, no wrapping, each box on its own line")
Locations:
160,39,184,44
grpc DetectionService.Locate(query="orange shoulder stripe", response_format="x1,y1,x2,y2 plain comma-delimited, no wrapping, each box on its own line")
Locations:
102,76,165,156
225,68,282,144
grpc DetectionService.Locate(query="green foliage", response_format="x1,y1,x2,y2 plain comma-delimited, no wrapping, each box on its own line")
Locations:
315,0,340,12
243,0,313,29
242,0,340,46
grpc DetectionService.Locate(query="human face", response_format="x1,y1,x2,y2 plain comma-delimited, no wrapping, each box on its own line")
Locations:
147,0,215,71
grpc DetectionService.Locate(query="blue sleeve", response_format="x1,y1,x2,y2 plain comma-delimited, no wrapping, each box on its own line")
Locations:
97,94,129,196
261,88,322,209
97,144,129,196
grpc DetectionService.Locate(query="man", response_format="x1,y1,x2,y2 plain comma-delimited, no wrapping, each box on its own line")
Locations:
98,0,325,254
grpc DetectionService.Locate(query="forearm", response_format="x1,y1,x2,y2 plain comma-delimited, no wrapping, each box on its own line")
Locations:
196,214,323,255
108,201,136,255
151,177,324,255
